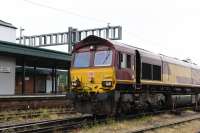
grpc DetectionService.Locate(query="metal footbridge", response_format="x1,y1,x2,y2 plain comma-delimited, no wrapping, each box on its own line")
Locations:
16,25,122,53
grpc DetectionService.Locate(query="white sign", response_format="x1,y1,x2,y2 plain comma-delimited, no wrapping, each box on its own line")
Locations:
25,77,30,81
0,66,11,73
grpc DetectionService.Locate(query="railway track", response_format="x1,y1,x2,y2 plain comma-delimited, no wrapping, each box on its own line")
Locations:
0,115,97,133
0,106,198,133
130,112,200,133
0,109,75,122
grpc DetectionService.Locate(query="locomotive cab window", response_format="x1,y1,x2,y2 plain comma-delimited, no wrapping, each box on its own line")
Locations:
94,50,112,66
127,54,131,68
73,52,90,68
118,52,122,68
118,52,131,69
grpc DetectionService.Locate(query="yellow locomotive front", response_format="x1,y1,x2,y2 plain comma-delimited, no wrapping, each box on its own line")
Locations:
67,36,119,115
70,44,116,94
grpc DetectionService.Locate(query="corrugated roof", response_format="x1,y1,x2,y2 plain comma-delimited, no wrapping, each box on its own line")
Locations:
0,20,17,29
0,40,71,62
0,40,71,69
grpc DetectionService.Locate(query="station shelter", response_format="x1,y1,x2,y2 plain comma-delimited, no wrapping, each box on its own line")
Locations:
0,40,71,95
0,20,71,95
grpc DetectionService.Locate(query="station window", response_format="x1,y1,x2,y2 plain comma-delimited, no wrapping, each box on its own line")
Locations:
142,63,152,80
153,65,161,80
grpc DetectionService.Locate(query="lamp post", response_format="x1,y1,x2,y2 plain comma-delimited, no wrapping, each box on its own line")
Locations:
19,27,25,44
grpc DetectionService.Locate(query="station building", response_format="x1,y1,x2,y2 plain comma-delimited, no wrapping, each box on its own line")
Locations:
0,20,71,95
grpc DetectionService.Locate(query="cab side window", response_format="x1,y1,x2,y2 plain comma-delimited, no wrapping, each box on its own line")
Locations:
118,52,131,69
127,54,131,68
118,52,123,69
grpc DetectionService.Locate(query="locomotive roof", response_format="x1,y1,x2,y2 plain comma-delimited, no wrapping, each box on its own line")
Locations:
76,35,200,69
109,39,200,69
76,35,153,53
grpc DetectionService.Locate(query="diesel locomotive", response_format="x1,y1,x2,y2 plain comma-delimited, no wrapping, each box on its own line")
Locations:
67,35,200,115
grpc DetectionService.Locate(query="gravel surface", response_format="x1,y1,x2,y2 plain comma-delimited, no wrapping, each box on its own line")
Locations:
0,113,82,127
146,120,200,133
78,111,200,133
0,109,80,127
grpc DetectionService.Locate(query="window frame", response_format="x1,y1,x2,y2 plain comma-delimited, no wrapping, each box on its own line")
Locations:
126,54,131,68
94,50,113,67
73,51,91,68
118,52,123,69
118,51,132,69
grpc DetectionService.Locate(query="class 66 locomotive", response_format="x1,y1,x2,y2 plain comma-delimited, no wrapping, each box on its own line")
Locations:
67,35,200,116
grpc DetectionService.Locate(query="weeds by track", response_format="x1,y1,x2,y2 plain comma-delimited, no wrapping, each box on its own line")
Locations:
130,113,200,133
0,108,75,122
0,115,96,133
0,106,198,133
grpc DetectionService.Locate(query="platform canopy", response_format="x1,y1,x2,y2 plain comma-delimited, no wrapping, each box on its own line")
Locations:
0,40,71,69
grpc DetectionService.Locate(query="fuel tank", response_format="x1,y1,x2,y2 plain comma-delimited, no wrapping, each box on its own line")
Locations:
171,95,193,106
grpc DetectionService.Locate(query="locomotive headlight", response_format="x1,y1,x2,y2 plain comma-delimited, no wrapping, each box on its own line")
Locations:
72,80,80,87
102,81,112,87
72,81,77,86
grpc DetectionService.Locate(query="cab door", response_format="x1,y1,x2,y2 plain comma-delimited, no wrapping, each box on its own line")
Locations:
116,51,134,81
135,50,141,84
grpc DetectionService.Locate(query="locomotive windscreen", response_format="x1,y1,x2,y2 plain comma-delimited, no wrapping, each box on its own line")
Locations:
94,50,112,66
73,52,90,67
73,50,113,68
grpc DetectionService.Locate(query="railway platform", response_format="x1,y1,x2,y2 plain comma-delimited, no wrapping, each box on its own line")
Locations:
0,94,69,111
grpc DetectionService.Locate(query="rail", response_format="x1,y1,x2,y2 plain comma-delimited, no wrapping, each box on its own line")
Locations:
0,109,75,122
0,115,94,133
0,106,198,133
130,113,200,133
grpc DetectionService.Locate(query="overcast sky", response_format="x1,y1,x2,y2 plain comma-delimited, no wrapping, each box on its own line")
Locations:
1,0,200,64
